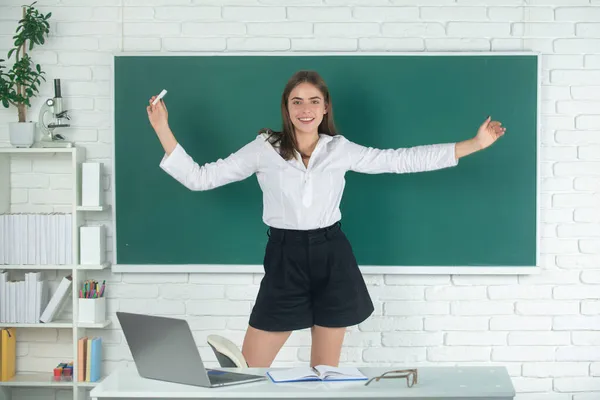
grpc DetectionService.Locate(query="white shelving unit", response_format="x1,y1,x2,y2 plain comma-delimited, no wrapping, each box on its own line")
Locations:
0,146,111,400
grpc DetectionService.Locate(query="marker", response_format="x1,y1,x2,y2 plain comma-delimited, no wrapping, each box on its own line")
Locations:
152,89,167,105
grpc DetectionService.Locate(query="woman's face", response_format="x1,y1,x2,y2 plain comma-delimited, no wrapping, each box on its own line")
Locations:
287,82,327,136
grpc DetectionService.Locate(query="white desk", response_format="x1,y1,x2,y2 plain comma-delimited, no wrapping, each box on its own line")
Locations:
89,366,515,400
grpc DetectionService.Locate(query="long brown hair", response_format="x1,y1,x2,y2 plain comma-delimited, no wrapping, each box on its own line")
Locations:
260,70,338,160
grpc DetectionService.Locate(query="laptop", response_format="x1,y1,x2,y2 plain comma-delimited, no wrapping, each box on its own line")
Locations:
116,311,267,388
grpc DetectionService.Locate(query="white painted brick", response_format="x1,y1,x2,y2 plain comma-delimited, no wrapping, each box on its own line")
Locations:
488,285,552,300
124,22,180,36
187,300,252,316
384,301,448,316
543,116,575,130
574,208,600,223
492,346,555,362
227,37,289,50
509,332,570,346
314,22,379,37
579,239,600,253
523,362,589,378
571,86,600,100
287,7,351,21
541,146,577,161
540,237,579,253
516,301,579,316
183,21,246,36
368,286,424,300
225,285,258,300
291,38,356,51
490,316,552,331
106,283,159,299
573,331,600,345
447,22,509,37
425,38,490,51
48,175,72,190
581,271,600,284
519,270,580,285
542,100,556,114
542,86,572,101
557,223,600,238
123,273,187,284
343,331,381,347
451,275,518,286
556,7,600,22
557,100,600,115
28,189,70,205
421,6,487,20
575,177,600,191
358,38,424,51
424,316,489,331
490,38,522,50
353,7,419,21
119,299,185,315
555,162,600,178
43,36,99,51
123,7,155,20
59,51,112,66
555,131,600,145
164,37,226,51
425,286,487,300
554,285,600,300
556,255,600,269
451,301,514,315
576,116,600,130
57,22,120,35
363,347,426,363
541,178,573,192
155,6,221,20
428,347,490,362
557,347,600,363
382,332,443,347
158,284,225,299
573,394,600,400
246,22,310,36
552,70,600,85
446,332,506,346
555,377,600,392
512,377,554,393
123,37,161,51
382,23,444,37
586,55,600,68
125,0,190,4
543,55,584,70
10,174,49,188
593,362,600,377
577,23,600,37
223,6,285,21
555,39,600,54
358,316,422,332
513,23,574,37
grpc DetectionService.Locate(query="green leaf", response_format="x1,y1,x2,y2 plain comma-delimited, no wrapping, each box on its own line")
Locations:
7,49,15,59
45,12,51,19
1,99,8,108
36,64,40,72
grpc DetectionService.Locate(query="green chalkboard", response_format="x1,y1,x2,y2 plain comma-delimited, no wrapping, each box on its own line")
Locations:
113,53,538,268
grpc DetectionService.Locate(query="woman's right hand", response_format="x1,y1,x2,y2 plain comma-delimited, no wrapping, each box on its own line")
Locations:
147,94,169,133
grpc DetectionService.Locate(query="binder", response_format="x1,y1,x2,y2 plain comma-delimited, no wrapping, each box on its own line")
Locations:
0,327,16,381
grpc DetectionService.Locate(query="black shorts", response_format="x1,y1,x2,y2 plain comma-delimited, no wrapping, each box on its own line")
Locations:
249,222,374,332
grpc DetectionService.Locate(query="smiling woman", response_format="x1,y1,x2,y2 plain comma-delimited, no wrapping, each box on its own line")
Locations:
145,68,505,371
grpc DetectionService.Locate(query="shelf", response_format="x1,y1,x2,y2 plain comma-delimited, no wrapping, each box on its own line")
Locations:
0,373,102,388
0,320,72,328
76,205,109,212
1,263,110,270
78,320,111,329
0,147,76,154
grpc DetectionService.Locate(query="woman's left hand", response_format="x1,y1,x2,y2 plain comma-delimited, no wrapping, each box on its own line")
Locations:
475,116,506,150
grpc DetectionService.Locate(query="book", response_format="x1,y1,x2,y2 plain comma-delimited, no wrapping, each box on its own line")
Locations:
0,328,16,381
267,365,367,383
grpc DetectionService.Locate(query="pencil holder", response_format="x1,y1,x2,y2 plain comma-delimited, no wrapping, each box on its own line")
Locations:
78,297,106,324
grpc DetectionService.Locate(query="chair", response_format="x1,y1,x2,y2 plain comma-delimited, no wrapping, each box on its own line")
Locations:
207,334,248,368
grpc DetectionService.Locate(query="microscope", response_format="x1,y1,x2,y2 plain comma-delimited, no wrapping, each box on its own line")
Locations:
34,78,72,148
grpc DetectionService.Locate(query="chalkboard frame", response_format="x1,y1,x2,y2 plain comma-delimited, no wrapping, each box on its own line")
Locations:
110,51,541,275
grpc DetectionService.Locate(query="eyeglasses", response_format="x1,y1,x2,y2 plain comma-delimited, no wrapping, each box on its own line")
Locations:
364,369,418,387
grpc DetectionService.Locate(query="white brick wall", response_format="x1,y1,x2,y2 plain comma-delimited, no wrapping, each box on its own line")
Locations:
1,1,599,399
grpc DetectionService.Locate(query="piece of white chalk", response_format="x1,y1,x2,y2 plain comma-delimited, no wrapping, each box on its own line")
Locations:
152,89,167,105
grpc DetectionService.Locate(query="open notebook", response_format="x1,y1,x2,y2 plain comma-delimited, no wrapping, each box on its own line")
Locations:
267,365,367,383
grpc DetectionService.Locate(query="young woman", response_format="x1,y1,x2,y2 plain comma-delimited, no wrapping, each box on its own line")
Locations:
146,70,506,369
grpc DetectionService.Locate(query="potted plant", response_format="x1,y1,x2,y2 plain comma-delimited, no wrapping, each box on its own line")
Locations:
0,1,51,147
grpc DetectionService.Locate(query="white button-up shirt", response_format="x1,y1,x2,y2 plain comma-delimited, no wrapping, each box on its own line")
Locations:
160,133,459,230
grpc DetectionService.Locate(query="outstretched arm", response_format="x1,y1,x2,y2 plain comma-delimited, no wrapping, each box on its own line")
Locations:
344,116,505,174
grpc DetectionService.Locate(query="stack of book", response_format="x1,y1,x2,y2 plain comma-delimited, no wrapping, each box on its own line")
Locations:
77,336,102,382
0,271,47,323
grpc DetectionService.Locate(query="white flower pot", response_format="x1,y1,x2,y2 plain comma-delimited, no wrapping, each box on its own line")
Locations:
9,121,36,148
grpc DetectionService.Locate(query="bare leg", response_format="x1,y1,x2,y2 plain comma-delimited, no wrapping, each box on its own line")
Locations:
310,325,346,367
241,325,292,367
